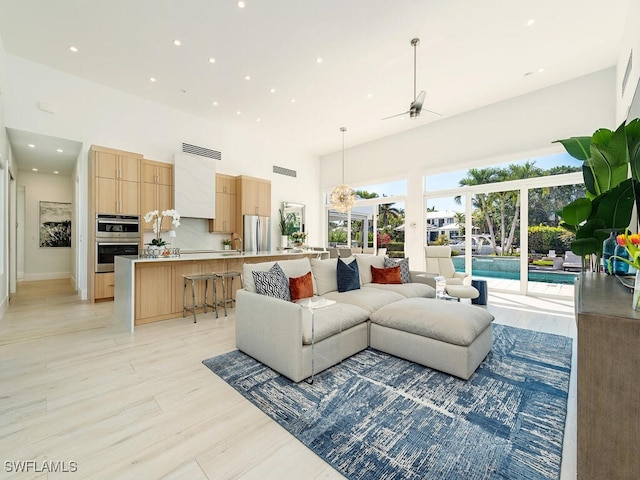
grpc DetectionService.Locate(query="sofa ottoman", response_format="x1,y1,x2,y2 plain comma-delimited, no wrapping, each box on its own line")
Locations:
369,297,494,380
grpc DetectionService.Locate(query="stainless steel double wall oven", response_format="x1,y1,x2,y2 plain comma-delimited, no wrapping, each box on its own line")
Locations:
95,214,140,273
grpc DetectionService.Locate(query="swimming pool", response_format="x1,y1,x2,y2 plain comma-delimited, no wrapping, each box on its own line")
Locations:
452,256,578,285
470,269,578,284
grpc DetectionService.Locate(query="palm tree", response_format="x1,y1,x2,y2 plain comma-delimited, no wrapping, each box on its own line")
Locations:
455,168,499,253
355,190,379,199
378,203,402,229
501,161,543,254
453,211,465,236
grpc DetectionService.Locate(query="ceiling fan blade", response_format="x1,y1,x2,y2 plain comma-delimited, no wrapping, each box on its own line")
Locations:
422,108,443,117
382,111,409,120
411,91,426,111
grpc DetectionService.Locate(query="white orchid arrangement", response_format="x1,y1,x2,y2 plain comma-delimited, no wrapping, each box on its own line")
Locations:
144,209,180,246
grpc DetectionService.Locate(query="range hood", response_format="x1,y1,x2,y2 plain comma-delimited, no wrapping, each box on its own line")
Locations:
174,153,216,218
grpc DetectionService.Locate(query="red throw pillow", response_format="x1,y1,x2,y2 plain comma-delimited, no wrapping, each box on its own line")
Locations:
289,271,314,301
371,265,402,284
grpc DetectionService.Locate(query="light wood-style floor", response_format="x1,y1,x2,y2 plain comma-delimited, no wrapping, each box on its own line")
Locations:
0,280,577,479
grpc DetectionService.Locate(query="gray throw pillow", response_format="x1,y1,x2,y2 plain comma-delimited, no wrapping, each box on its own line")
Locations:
253,263,291,301
384,257,411,283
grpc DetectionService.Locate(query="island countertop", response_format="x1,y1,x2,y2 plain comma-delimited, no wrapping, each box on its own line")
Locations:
114,249,327,331
120,249,324,264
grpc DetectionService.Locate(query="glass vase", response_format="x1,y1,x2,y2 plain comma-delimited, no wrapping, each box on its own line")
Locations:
612,245,631,275
602,231,618,274
633,271,640,311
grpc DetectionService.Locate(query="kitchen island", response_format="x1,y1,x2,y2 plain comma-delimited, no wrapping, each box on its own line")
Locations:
115,250,327,331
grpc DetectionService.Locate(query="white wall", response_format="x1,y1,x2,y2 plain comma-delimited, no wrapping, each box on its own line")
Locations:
3,55,321,298
320,69,617,270
616,0,640,122
18,171,73,280
0,32,7,317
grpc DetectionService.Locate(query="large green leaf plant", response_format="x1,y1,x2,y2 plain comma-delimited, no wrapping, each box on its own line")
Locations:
554,118,640,259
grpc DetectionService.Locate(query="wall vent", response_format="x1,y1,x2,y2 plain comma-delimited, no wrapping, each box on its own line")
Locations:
182,143,221,160
273,165,297,178
622,49,633,98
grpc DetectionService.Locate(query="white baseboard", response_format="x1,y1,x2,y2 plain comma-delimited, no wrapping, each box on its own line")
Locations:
79,288,88,301
22,272,72,281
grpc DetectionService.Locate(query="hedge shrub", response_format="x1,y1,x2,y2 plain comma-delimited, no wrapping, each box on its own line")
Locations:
528,225,574,254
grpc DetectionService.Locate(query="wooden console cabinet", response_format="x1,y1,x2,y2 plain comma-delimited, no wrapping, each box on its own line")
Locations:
575,273,640,479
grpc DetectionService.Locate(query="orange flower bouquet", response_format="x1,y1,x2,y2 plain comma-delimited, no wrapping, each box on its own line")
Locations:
610,230,640,311
610,230,640,271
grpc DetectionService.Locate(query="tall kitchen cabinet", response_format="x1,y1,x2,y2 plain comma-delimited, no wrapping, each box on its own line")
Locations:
92,145,142,215
141,159,174,231
575,273,640,479
237,175,271,216
209,174,237,233
89,145,143,303
235,175,271,246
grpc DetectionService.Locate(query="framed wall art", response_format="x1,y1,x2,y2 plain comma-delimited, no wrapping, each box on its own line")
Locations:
39,201,72,248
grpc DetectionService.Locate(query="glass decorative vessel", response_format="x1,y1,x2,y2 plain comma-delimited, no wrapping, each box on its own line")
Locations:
634,271,640,311
612,245,632,276
602,231,618,274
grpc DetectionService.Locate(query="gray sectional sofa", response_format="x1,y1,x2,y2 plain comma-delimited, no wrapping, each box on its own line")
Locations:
235,255,494,382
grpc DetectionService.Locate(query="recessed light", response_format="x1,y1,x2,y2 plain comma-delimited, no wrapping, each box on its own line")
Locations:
53,171,59,174
57,149,63,153
538,68,545,73
367,93,373,98
208,57,216,64
236,0,246,8
150,77,157,82
244,75,251,80
69,46,78,53
256,118,261,123
290,98,296,103
316,57,323,64
526,19,535,26
173,39,181,46
269,88,276,93
28,144,35,148
236,111,242,115
212,101,219,106
32,168,38,172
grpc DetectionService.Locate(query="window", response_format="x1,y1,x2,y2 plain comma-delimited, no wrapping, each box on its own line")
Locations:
425,152,583,295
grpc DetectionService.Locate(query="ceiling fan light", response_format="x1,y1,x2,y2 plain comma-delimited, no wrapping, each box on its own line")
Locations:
330,184,356,213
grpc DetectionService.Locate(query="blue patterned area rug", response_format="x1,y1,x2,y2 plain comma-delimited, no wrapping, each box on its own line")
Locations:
203,324,572,480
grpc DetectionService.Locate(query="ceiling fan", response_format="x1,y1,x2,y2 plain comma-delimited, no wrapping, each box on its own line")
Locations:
383,38,441,120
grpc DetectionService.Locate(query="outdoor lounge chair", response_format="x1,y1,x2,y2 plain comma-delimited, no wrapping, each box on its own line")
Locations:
563,251,582,271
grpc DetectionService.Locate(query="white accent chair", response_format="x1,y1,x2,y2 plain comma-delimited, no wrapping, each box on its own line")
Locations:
424,246,479,300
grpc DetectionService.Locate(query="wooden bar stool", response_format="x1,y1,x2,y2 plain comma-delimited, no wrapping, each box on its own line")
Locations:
217,271,244,316
182,273,218,323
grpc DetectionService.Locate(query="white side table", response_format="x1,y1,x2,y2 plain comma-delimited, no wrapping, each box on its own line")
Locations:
296,297,337,383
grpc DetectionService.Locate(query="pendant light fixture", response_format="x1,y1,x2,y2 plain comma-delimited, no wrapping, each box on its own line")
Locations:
329,127,356,213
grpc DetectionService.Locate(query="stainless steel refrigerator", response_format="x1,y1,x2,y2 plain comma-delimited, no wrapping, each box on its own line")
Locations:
243,215,271,252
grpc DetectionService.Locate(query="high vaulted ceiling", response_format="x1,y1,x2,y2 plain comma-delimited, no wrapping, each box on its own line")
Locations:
0,0,632,168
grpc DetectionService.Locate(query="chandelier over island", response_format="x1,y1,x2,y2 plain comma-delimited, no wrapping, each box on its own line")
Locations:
329,126,356,213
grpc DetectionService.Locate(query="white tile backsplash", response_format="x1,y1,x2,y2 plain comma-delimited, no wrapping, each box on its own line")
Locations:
143,217,230,251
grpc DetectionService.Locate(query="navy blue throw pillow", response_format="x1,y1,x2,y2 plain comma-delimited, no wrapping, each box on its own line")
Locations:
337,257,360,292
